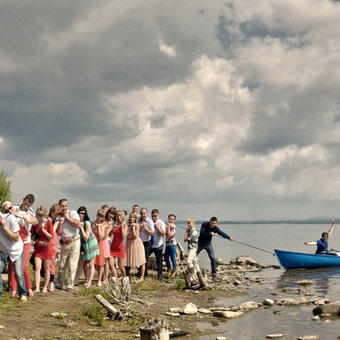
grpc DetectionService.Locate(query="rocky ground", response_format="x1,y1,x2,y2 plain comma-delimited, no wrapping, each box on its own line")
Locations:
0,256,336,340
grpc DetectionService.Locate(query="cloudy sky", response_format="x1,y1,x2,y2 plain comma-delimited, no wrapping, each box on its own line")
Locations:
1,0,340,221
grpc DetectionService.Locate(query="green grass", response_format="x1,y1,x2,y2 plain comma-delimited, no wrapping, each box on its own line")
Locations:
81,303,104,326
78,287,102,296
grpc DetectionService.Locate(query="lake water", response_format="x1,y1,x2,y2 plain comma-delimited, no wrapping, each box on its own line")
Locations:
174,223,340,340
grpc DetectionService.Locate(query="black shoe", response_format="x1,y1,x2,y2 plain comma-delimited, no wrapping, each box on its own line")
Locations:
66,287,73,292
158,275,162,281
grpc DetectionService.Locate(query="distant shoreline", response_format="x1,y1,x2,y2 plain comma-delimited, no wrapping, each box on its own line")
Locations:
177,219,336,225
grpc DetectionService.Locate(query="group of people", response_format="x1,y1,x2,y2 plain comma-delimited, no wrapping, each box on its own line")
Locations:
0,194,235,301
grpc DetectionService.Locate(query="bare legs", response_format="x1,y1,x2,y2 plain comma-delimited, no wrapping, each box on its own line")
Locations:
34,257,51,293
83,259,95,288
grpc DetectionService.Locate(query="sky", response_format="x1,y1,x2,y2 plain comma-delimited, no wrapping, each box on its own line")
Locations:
1,0,340,221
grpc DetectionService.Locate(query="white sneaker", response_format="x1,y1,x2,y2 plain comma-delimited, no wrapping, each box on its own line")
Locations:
20,295,28,302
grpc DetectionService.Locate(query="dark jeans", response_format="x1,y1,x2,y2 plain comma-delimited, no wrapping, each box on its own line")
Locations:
150,245,163,278
143,240,151,276
164,245,177,271
197,243,216,274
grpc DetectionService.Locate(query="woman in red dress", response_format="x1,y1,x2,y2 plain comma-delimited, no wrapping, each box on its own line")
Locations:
92,209,106,286
108,210,128,278
31,206,54,293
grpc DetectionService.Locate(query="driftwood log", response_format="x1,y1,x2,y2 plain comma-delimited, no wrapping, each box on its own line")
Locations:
176,242,187,260
140,317,169,340
94,294,120,319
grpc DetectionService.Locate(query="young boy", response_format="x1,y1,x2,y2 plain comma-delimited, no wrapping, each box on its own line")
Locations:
184,218,200,278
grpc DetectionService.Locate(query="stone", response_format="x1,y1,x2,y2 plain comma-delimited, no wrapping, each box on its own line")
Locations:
311,316,320,321
183,303,198,315
313,301,340,316
198,308,213,314
297,280,313,286
275,298,299,306
263,299,275,306
165,312,180,317
49,312,67,318
209,307,231,311
266,334,284,339
213,311,244,319
216,337,228,340
238,301,261,311
230,256,258,266
169,308,182,313
297,336,319,340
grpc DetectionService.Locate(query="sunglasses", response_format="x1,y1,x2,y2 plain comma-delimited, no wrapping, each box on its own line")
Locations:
5,206,13,213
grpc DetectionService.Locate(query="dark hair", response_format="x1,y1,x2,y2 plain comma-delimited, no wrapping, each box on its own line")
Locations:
59,198,68,205
168,213,176,220
210,216,218,222
24,194,35,204
77,206,90,221
151,209,159,215
322,232,328,238
106,206,117,220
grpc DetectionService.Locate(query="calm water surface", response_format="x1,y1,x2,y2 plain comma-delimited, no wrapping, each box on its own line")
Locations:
175,223,340,340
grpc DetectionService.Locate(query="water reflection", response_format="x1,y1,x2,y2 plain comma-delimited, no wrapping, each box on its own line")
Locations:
276,267,340,296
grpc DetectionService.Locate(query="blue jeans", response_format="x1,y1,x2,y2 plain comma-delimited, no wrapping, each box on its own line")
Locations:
0,251,26,297
197,243,216,275
164,245,177,271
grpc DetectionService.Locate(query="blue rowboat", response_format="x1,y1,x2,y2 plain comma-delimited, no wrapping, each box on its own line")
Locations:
274,249,340,270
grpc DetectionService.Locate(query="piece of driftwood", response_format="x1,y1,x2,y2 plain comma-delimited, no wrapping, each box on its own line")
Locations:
183,255,207,289
140,317,169,340
94,294,119,318
121,276,131,301
176,242,187,260
108,277,121,299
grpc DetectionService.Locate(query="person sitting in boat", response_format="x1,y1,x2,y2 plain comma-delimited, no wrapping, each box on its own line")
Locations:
303,219,335,254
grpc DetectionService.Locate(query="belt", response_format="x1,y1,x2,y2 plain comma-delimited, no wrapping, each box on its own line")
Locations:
60,237,80,245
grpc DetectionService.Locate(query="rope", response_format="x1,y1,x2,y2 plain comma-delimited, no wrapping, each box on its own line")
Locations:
234,240,275,256
177,224,274,256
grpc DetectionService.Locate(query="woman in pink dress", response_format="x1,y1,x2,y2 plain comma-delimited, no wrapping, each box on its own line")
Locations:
31,206,54,293
92,209,106,286
108,210,128,278
125,212,146,282
101,207,117,284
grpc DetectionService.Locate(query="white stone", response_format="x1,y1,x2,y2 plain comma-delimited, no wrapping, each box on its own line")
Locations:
263,299,275,306
165,312,180,317
50,312,67,317
297,336,319,340
266,334,285,339
213,311,244,319
311,316,320,321
216,337,228,340
238,301,260,310
198,308,213,314
183,303,198,315
169,307,182,313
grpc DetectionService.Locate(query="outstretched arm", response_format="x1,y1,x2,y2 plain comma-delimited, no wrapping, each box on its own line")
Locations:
303,241,317,246
328,219,335,237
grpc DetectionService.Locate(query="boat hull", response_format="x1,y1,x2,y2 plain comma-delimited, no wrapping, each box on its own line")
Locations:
274,249,340,270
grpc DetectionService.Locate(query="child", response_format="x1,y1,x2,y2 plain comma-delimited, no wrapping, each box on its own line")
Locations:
164,214,177,278
31,206,54,293
184,218,200,278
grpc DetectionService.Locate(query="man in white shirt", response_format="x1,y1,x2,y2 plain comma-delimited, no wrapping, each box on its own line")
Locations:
56,199,80,292
139,207,154,277
0,201,27,301
13,194,37,297
150,209,166,281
